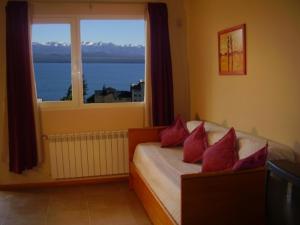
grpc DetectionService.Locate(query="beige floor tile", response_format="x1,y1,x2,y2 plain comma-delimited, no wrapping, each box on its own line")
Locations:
0,182,151,225
48,199,88,213
4,211,46,225
83,182,128,197
46,209,90,225
6,194,49,215
128,200,152,224
87,195,128,210
0,201,8,224
0,191,14,200
90,206,136,225
48,186,85,199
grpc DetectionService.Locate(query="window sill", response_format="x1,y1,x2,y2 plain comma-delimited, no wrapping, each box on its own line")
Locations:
39,101,145,111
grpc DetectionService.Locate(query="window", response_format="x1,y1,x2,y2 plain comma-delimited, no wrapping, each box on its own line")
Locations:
31,18,145,106
80,20,145,104
32,24,72,102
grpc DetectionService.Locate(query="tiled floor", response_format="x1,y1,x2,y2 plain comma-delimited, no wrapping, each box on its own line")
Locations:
0,182,152,225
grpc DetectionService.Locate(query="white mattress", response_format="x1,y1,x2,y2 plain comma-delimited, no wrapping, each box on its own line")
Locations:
133,142,201,224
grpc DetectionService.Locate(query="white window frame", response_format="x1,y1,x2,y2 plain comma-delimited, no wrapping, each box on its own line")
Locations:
32,15,146,110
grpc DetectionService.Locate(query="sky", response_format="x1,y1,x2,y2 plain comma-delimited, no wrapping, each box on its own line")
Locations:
32,20,145,46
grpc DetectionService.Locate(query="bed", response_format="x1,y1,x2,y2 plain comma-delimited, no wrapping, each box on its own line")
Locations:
128,121,295,225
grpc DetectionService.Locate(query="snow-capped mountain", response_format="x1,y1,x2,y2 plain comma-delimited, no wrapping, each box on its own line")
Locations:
32,41,145,57
32,41,145,63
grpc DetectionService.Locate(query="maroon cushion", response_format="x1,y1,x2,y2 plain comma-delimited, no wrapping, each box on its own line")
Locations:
160,116,189,147
183,122,208,163
202,128,238,172
232,144,268,171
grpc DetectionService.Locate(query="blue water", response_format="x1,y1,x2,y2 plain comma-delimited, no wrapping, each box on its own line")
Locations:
34,63,145,101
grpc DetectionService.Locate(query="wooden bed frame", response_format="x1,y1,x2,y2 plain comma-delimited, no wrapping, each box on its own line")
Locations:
128,127,267,225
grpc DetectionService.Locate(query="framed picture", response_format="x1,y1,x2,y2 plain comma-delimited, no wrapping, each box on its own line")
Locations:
218,24,246,75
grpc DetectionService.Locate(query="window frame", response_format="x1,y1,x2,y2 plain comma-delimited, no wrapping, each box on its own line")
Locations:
78,16,146,107
32,15,146,110
32,17,79,109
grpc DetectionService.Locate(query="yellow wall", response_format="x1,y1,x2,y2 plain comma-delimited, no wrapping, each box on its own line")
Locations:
2,0,300,184
0,0,189,184
185,0,300,159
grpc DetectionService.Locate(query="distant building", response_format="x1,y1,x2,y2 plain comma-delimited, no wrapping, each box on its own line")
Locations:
86,80,144,103
90,86,131,103
131,80,144,102
117,91,132,102
94,90,116,103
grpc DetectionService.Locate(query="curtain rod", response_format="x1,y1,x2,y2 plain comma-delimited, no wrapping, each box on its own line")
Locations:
28,0,150,4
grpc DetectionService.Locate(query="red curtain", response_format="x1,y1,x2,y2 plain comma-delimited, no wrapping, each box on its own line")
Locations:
148,3,174,126
6,1,38,173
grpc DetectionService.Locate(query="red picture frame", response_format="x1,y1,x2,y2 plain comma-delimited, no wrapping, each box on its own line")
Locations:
218,24,246,75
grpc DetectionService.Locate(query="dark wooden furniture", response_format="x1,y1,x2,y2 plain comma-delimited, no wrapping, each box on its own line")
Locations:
129,127,266,225
266,160,300,225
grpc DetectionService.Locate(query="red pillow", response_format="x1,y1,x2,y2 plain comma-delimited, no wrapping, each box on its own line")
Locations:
160,116,189,147
183,122,208,163
202,128,238,172
232,144,268,171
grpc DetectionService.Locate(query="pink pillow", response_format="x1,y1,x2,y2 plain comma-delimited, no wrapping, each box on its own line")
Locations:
160,116,189,147
202,128,238,172
183,122,208,163
232,144,268,171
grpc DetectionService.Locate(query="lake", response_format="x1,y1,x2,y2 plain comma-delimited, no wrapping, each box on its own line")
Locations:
34,63,145,101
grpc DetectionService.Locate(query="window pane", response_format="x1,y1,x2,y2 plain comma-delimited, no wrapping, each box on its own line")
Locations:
80,20,145,103
32,24,72,102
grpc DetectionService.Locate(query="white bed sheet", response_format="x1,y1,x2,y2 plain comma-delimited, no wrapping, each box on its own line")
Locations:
133,142,201,224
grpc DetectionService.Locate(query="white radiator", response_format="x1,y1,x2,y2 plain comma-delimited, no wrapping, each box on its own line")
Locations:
47,130,129,179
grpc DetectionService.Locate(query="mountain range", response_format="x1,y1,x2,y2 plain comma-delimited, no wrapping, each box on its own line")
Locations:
32,41,145,63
